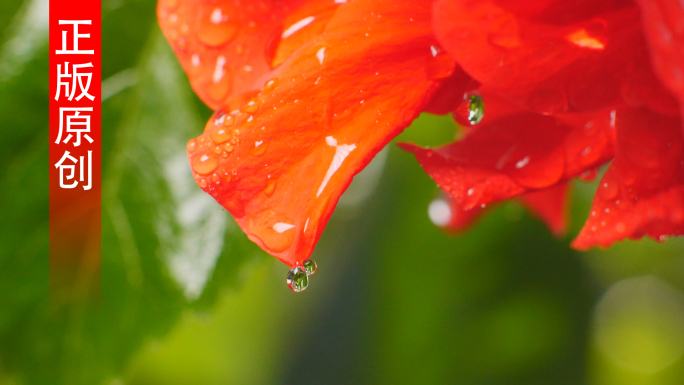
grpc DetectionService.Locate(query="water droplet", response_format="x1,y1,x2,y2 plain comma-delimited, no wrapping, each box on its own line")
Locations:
206,67,232,103
528,88,568,115
243,99,260,113
213,110,226,125
425,45,455,80
198,11,238,47
287,266,308,292
187,139,197,153
192,153,219,175
454,92,485,126
579,168,598,182
303,259,317,275
263,180,276,196
199,179,208,188
599,181,619,200
249,210,296,252
263,79,278,92
211,128,231,144
251,144,266,156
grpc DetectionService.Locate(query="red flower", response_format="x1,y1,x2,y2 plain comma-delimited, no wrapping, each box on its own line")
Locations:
158,0,684,272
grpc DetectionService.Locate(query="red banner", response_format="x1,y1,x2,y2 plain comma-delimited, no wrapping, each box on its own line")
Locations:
49,0,101,302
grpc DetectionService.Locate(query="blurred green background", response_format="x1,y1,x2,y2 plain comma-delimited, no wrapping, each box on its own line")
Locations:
1,0,684,384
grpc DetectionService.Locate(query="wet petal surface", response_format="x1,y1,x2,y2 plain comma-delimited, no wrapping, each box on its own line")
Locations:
178,0,459,266
573,109,684,248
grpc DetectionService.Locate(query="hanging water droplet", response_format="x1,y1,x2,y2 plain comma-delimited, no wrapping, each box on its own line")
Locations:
466,93,485,125
287,266,308,292
455,92,485,126
303,259,317,276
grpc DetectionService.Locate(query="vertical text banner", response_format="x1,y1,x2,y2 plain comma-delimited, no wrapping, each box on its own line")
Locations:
49,0,101,302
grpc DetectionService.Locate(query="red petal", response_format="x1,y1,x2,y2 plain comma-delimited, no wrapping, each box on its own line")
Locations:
158,0,338,110
436,183,569,235
518,183,569,236
400,103,615,211
181,0,459,266
635,0,684,113
573,108,684,248
432,0,680,115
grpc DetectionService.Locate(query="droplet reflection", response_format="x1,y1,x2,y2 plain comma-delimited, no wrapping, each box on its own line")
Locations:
287,266,308,292
303,259,317,276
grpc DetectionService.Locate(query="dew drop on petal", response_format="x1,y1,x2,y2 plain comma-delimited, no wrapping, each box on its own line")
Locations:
287,266,308,292
528,88,568,115
251,143,266,156
263,180,276,196
426,45,455,80
198,16,238,47
579,168,598,182
303,259,317,276
243,99,260,113
599,180,619,200
263,79,278,92
211,128,231,144
186,139,197,153
249,210,296,252
454,92,485,126
192,153,219,175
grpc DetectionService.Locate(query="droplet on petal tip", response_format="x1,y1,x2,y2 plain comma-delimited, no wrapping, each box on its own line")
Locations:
303,259,317,276
287,266,309,293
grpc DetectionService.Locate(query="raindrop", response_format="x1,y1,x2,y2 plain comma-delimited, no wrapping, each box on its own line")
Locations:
263,79,278,92
528,88,568,115
198,8,238,47
455,92,485,126
287,266,308,292
186,139,197,153
243,99,260,113
425,44,455,80
192,153,219,175
579,168,598,182
263,180,276,196
599,180,619,200
211,128,231,144
303,259,317,276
